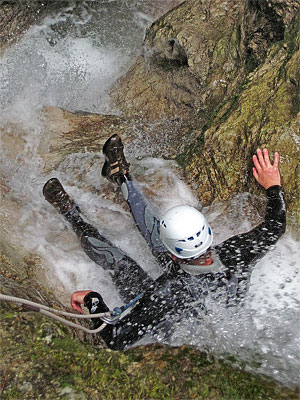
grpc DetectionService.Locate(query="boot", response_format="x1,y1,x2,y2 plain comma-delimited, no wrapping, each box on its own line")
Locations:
43,178,80,214
101,134,130,185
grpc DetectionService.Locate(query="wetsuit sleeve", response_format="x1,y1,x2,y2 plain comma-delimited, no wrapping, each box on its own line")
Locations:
99,274,185,350
83,291,113,337
215,185,286,271
84,291,110,314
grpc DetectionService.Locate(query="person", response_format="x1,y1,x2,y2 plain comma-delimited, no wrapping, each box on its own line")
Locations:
43,135,286,350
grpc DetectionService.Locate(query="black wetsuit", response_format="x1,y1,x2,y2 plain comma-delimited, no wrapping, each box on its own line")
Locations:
63,179,286,350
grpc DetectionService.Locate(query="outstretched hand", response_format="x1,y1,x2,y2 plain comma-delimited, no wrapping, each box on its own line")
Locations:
71,290,92,313
253,148,281,189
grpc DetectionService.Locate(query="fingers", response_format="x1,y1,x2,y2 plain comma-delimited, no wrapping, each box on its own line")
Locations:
71,292,84,313
252,148,281,189
71,290,92,314
253,148,278,169
256,148,266,169
252,167,259,182
75,303,83,313
252,153,261,172
273,151,279,169
71,300,83,313
263,148,271,167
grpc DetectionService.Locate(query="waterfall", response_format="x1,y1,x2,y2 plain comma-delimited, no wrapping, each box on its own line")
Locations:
0,1,299,387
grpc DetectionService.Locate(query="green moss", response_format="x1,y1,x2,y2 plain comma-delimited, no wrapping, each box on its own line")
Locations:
176,131,205,166
0,311,298,400
177,76,249,168
181,9,300,226
212,37,229,64
284,11,300,58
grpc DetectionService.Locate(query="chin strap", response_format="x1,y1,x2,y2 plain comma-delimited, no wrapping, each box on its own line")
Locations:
180,252,223,275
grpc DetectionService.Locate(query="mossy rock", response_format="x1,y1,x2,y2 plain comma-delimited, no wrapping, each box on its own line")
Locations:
111,0,287,122
1,311,298,400
183,11,300,233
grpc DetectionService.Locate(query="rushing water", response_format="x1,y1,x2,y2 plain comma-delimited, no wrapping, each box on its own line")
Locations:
0,1,299,388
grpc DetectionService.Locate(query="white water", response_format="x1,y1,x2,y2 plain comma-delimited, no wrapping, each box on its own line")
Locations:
0,1,299,388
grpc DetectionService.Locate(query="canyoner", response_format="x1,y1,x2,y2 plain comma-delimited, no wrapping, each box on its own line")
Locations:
1,0,299,388
41,135,286,350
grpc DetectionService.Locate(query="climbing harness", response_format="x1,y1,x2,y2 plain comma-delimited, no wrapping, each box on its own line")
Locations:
0,292,142,334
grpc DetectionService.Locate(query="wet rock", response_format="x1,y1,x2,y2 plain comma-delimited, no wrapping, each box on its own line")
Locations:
111,0,290,123
0,0,184,56
183,14,300,233
110,0,300,233
131,0,185,20
42,107,130,173
42,106,196,170
0,1,69,53
267,0,300,26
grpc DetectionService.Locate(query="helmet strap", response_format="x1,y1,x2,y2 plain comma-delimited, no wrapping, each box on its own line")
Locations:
179,251,222,275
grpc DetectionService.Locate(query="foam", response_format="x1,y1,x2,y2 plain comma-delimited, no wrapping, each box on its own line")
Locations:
0,2,299,387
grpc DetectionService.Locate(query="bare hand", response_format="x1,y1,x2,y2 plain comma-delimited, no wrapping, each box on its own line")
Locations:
253,148,281,189
71,290,92,313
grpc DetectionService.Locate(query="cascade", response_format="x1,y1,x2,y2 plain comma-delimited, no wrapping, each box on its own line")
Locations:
0,1,299,387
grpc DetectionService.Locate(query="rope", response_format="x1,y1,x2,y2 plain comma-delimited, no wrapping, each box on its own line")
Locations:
0,294,111,319
0,293,142,334
37,309,108,334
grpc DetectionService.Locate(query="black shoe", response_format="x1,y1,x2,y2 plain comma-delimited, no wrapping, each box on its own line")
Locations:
43,178,79,214
101,134,130,185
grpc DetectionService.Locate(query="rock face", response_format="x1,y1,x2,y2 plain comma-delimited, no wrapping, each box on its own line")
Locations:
111,0,286,122
183,11,300,231
111,0,300,231
0,1,68,53
267,0,300,26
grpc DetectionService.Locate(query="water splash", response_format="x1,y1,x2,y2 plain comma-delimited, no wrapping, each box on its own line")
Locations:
0,2,299,388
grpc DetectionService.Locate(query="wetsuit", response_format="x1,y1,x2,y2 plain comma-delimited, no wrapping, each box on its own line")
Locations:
64,179,286,350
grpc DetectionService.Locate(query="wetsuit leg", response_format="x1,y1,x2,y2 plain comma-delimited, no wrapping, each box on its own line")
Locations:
121,179,166,257
64,208,154,301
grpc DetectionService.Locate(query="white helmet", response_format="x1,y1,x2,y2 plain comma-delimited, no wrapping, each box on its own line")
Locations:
160,205,213,259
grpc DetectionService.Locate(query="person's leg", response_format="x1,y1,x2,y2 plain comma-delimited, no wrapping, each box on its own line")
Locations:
75,215,154,301
101,135,165,257
121,179,165,257
43,178,154,300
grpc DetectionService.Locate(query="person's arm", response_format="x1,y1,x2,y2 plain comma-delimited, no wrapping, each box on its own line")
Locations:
215,149,286,270
71,290,92,313
71,290,114,341
101,280,183,350
71,274,181,350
